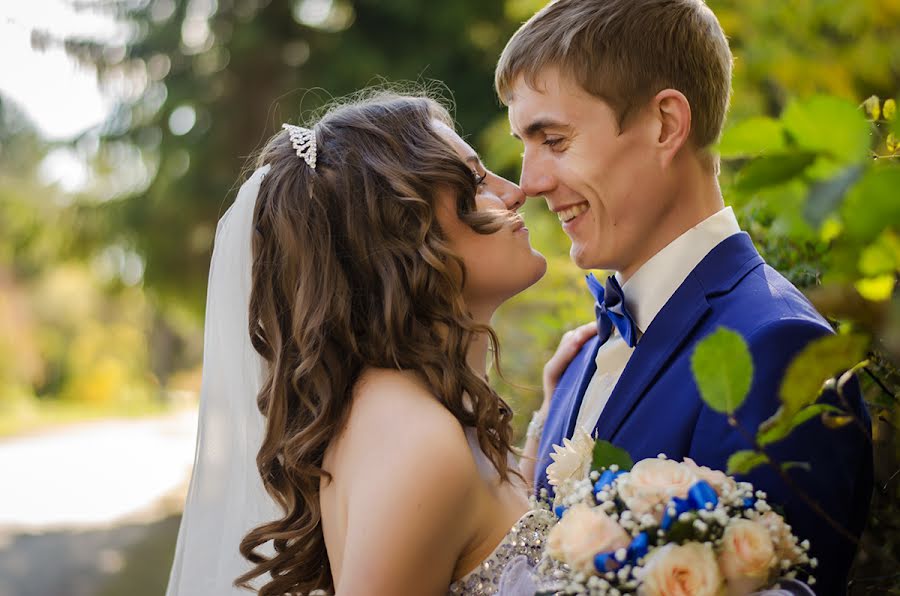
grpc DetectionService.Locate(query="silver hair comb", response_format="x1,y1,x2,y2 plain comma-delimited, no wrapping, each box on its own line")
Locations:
281,123,317,169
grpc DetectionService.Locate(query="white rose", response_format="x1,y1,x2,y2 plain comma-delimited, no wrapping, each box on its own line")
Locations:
546,427,594,488
546,503,632,574
718,519,778,595
638,542,723,596
681,457,737,496
617,458,699,516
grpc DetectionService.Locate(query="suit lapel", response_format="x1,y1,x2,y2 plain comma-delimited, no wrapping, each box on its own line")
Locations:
592,277,710,441
592,233,765,442
562,335,602,439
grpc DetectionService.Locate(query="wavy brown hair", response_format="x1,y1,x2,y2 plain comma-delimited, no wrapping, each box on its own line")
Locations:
236,92,519,595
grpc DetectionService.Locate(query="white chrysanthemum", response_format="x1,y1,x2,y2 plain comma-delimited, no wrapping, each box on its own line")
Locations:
546,428,595,488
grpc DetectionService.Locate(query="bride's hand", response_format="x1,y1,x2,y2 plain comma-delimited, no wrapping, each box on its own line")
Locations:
542,322,597,410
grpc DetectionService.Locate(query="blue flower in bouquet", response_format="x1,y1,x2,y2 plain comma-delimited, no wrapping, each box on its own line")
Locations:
538,442,817,595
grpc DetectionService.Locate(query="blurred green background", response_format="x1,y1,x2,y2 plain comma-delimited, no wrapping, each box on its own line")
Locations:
0,0,898,594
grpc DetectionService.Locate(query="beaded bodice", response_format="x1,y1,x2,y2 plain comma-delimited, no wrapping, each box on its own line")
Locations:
447,508,556,595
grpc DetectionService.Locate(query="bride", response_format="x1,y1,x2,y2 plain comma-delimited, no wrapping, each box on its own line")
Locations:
165,91,595,595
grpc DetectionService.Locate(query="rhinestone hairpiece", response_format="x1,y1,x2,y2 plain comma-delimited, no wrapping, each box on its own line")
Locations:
281,123,317,169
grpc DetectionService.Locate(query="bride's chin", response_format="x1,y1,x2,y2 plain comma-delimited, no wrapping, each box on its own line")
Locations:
508,253,549,298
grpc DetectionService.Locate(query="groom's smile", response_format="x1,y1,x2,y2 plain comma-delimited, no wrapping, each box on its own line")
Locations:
555,202,589,224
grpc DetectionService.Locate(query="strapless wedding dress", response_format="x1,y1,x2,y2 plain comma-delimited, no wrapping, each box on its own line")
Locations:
445,428,563,596
447,508,556,595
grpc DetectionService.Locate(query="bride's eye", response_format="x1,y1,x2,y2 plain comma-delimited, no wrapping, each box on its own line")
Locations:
473,170,487,186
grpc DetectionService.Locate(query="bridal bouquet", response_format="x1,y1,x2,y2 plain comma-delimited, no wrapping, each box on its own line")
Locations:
535,429,816,596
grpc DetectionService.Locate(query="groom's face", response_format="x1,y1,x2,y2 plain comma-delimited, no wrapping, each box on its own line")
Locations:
508,68,669,277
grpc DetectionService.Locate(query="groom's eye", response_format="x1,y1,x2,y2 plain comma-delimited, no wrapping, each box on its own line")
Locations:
543,137,565,149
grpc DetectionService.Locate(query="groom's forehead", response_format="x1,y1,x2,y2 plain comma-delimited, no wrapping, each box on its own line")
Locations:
507,78,583,139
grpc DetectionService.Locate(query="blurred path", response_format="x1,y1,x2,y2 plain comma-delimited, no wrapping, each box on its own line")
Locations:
0,409,197,534
0,409,199,596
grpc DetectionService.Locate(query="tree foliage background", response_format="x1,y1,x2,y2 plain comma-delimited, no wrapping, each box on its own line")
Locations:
1,0,898,591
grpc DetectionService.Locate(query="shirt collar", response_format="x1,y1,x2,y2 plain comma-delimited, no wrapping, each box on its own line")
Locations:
615,207,741,334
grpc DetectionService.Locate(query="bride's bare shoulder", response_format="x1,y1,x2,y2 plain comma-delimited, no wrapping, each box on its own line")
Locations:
344,368,467,444
328,368,482,594
348,368,464,434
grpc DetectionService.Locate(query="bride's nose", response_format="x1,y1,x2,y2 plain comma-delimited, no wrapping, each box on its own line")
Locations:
498,177,526,211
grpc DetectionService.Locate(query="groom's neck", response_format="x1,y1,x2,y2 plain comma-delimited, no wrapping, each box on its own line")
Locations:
619,165,724,283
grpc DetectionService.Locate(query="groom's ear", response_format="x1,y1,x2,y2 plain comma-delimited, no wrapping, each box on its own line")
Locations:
651,89,692,168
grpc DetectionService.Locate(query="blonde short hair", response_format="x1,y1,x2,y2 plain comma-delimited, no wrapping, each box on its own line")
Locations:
495,0,733,149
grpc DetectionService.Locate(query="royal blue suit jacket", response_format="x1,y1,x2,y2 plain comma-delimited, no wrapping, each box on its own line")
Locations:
535,233,872,595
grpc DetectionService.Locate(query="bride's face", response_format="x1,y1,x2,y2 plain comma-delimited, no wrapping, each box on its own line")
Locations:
432,120,547,313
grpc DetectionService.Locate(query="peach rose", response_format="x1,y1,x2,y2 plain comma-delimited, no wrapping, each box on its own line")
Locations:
546,427,594,488
757,512,801,565
617,458,699,516
546,503,632,574
718,519,778,595
638,542,723,596
682,457,737,496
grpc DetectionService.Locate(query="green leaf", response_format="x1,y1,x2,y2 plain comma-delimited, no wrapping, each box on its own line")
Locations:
803,165,864,227
735,152,817,193
842,167,900,243
718,117,786,158
757,403,844,446
727,450,769,475
779,334,868,416
822,413,855,429
894,98,900,136
591,439,634,472
691,327,754,414
781,95,872,163
781,461,812,473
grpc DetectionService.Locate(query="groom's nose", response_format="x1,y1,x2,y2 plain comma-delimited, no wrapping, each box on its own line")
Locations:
519,150,554,199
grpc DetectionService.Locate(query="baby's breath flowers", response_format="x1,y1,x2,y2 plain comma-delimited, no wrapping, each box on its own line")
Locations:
535,443,815,596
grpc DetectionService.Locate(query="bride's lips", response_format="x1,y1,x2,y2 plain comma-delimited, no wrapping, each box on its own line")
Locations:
510,215,527,234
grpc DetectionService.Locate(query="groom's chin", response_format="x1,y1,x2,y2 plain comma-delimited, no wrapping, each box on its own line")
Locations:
569,243,601,271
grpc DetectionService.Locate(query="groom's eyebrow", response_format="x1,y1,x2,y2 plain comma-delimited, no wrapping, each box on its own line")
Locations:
511,118,568,140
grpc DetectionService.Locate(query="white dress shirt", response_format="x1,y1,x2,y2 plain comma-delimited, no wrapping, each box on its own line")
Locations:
574,207,742,434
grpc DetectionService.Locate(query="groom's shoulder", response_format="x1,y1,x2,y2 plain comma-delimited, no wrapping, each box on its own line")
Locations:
709,261,830,337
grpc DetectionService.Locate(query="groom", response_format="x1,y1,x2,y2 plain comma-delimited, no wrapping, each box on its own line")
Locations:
496,0,872,593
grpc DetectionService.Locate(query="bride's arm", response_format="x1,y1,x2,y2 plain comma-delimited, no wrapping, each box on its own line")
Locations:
334,372,480,596
519,322,597,487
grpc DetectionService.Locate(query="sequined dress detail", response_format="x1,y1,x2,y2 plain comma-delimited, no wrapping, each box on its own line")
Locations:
446,508,556,595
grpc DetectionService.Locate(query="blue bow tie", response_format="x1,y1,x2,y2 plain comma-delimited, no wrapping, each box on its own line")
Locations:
586,273,639,348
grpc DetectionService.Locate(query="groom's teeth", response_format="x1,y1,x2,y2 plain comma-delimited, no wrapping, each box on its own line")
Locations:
558,203,589,223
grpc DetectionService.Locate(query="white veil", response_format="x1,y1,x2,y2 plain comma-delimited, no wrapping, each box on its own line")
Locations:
166,164,279,595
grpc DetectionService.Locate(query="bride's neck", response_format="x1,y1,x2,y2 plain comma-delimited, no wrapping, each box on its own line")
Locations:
466,333,490,378
465,304,496,379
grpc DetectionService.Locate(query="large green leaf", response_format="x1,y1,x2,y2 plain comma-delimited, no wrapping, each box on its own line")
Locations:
727,450,769,475
781,96,872,164
735,152,817,193
841,167,900,243
779,334,868,416
757,403,844,446
803,165,864,227
691,327,754,415
591,439,634,472
718,117,786,158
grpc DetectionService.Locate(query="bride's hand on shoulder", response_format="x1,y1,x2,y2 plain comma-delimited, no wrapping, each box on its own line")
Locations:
542,322,597,410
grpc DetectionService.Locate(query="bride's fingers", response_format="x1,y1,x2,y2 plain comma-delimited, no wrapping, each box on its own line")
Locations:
543,322,598,394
